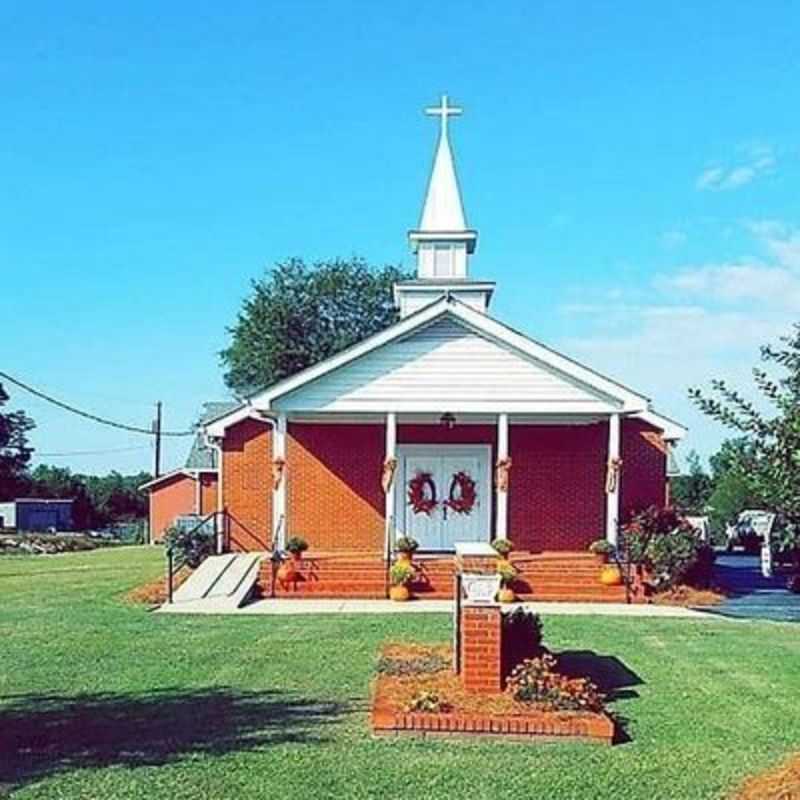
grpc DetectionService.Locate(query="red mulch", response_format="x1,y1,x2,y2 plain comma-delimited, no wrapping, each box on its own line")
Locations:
375,643,596,716
731,754,800,800
124,566,191,605
652,584,727,607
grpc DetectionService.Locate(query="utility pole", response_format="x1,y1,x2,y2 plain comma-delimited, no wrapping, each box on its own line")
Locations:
153,401,162,478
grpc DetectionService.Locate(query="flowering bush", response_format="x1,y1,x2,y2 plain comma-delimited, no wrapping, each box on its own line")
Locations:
622,505,715,591
404,690,446,713
506,653,604,713
496,558,518,587
389,561,415,586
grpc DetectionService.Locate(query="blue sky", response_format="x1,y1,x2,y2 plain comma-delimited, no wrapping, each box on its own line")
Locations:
2,1,799,474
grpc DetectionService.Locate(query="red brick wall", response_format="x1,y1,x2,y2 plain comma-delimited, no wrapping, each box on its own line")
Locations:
287,422,384,551
222,418,272,551
461,605,503,694
620,419,668,524
198,472,218,515
509,424,607,551
149,474,196,543
219,417,668,554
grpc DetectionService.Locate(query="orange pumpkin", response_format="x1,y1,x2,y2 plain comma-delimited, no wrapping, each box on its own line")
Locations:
497,587,516,604
389,585,411,602
599,565,623,586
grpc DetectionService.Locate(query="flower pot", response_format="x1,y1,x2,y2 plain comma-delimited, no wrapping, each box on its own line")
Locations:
497,587,516,604
389,584,411,602
599,565,623,586
277,562,296,584
290,551,303,564
397,551,413,563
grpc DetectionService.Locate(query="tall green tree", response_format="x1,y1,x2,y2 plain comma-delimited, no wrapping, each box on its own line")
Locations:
669,450,713,513
26,465,151,528
0,383,35,500
221,257,410,395
690,323,800,550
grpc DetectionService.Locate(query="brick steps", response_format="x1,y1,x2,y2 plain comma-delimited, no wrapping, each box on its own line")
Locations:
253,552,633,602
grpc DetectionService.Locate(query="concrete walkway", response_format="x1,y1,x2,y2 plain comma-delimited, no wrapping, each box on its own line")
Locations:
157,597,712,618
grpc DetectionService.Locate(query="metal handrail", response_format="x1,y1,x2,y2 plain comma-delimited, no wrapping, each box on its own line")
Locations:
274,514,285,552
165,509,222,604
383,514,394,598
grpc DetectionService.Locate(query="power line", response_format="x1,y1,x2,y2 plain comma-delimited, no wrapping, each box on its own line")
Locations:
36,446,152,457
0,370,194,437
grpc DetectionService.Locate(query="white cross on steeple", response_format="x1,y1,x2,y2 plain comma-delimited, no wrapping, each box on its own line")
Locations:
425,93,462,139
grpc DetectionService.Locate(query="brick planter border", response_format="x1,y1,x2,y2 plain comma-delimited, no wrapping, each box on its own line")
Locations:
371,690,615,744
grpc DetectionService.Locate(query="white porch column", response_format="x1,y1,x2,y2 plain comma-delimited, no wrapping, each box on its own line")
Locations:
273,413,287,550
384,412,397,555
605,412,621,546
495,412,509,540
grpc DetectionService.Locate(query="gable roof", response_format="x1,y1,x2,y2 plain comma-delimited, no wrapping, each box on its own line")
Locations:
205,296,665,436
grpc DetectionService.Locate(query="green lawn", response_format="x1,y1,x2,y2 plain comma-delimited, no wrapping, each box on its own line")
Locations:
1,548,800,800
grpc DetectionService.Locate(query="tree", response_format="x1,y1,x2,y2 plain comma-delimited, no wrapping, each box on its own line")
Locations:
221,257,411,395
27,466,151,528
690,323,800,554
0,383,35,500
669,450,712,513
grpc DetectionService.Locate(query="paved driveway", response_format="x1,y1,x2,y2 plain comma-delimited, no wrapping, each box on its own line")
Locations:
709,553,800,622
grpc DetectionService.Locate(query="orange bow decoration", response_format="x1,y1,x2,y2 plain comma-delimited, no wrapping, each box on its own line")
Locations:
605,457,623,494
495,457,512,492
381,457,398,494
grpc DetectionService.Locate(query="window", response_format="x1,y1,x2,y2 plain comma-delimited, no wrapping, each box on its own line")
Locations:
433,244,453,277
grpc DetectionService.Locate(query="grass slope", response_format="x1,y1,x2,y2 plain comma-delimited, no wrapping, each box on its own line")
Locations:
1,547,799,800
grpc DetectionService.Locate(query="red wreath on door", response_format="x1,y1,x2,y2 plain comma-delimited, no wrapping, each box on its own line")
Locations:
445,471,477,515
407,471,438,515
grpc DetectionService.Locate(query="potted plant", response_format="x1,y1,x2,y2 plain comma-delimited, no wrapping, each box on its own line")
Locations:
389,561,415,601
588,538,615,565
395,536,419,563
285,536,309,564
276,554,296,585
496,558,518,603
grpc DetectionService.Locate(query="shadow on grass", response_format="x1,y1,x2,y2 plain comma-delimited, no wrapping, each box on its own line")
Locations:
556,650,643,744
0,686,349,789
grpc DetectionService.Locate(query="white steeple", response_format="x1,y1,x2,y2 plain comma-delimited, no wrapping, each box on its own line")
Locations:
419,95,468,232
395,95,494,319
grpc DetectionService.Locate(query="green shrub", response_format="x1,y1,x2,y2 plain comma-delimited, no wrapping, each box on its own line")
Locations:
506,653,604,712
164,525,214,569
622,506,715,591
285,536,309,555
491,538,514,557
502,608,543,654
588,539,614,556
395,536,419,554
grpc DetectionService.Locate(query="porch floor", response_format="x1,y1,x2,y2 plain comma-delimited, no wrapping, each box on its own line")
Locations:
256,550,636,603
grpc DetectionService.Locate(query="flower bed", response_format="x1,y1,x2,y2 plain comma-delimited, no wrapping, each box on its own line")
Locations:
370,643,615,744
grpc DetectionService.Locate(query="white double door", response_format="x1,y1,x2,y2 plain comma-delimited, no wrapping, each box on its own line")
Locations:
395,445,491,551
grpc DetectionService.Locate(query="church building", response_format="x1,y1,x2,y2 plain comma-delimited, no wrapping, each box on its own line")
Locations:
203,96,685,569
